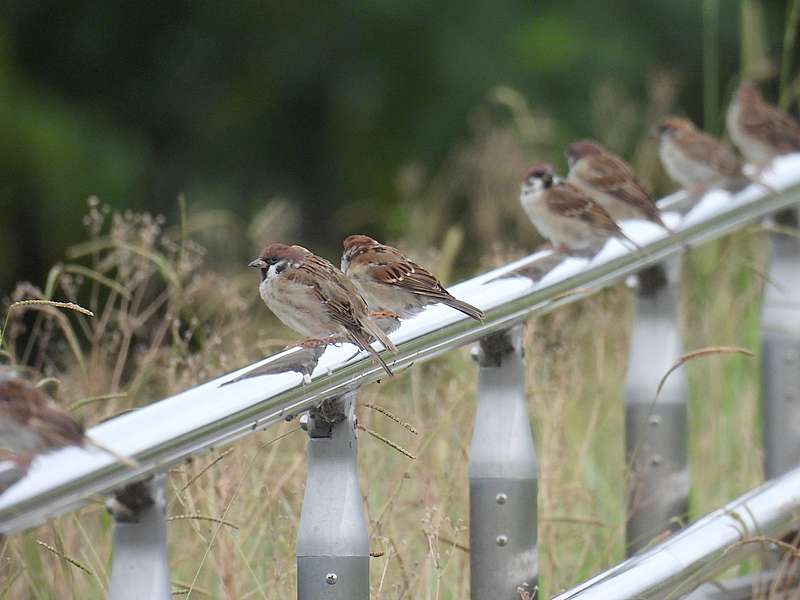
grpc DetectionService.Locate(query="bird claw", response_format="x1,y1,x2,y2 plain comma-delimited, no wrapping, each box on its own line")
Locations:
368,310,402,335
369,310,401,320
536,241,555,253
285,337,334,350
12,452,33,472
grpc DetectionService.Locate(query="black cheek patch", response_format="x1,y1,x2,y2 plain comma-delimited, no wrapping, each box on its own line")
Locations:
275,263,287,275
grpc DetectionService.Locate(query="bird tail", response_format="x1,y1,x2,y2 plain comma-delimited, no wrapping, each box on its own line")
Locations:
441,296,485,321
362,315,397,353
616,229,663,261
750,175,780,196
84,436,139,469
657,221,691,253
348,328,394,377
617,230,644,252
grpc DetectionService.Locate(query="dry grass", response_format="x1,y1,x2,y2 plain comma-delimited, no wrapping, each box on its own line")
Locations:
0,86,792,598
0,208,781,599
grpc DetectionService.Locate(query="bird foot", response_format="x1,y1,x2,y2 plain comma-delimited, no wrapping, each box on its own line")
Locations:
686,184,710,202
313,398,346,425
368,311,402,335
536,241,555,253
554,244,594,258
12,452,33,473
285,337,337,350
369,310,401,320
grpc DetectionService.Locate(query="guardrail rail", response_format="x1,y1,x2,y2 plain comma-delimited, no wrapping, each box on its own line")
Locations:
2,156,800,599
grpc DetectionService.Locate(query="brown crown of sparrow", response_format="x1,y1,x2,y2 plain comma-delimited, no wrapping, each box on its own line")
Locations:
0,378,137,469
340,234,484,321
727,80,800,164
656,116,748,192
566,139,667,229
520,162,639,254
249,243,397,376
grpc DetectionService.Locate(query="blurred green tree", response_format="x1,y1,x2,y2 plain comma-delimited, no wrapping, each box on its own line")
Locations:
0,0,791,290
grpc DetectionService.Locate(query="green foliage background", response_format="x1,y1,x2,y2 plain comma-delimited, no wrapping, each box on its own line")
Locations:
0,0,792,290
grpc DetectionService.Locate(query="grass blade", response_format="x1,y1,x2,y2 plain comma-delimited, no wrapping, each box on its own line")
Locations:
655,346,755,400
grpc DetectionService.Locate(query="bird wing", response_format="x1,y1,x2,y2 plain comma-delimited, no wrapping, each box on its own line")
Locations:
0,380,85,448
579,155,663,224
741,102,800,153
32,406,86,448
298,255,368,333
676,130,743,179
370,258,452,300
355,245,484,321
298,255,395,372
546,183,622,234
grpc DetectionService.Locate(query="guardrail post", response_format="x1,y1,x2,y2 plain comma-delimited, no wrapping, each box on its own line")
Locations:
469,324,538,600
296,391,369,600
624,257,689,555
761,208,800,479
106,473,171,600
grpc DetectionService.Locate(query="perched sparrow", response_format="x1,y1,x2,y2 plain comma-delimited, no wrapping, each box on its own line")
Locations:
656,117,748,193
340,235,484,321
249,243,397,376
520,162,639,254
0,378,137,469
566,139,667,230
727,80,800,164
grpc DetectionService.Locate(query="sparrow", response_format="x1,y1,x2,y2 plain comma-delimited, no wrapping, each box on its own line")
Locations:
520,162,640,254
0,378,137,469
340,235,484,321
726,80,800,165
249,243,397,376
566,139,668,230
656,117,749,193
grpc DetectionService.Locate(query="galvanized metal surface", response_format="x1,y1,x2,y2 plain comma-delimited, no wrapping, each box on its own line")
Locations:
1,157,800,535
296,392,369,600
469,326,537,599
761,208,800,479
686,570,800,600
551,463,800,600
624,256,689,554
107,474,171,600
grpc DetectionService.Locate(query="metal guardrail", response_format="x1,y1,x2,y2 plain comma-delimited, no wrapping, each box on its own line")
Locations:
1,155,800,599
551,463,800,600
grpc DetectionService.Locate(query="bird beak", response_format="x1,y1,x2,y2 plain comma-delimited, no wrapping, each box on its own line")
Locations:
248,259,267,269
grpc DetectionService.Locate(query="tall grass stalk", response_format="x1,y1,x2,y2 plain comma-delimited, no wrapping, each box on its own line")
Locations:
740,0,770,79
703,0,721,134
779,0,800,109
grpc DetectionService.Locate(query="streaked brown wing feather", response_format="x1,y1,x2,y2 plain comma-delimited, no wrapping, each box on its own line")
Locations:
358,245,483,320
371,261,454,301
676,130,743,179
547,184,622,234
299,255,368,332
299,255,395,373
742,102,800,153
0,380,84,448
32,408,85,447
580,155,662,223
